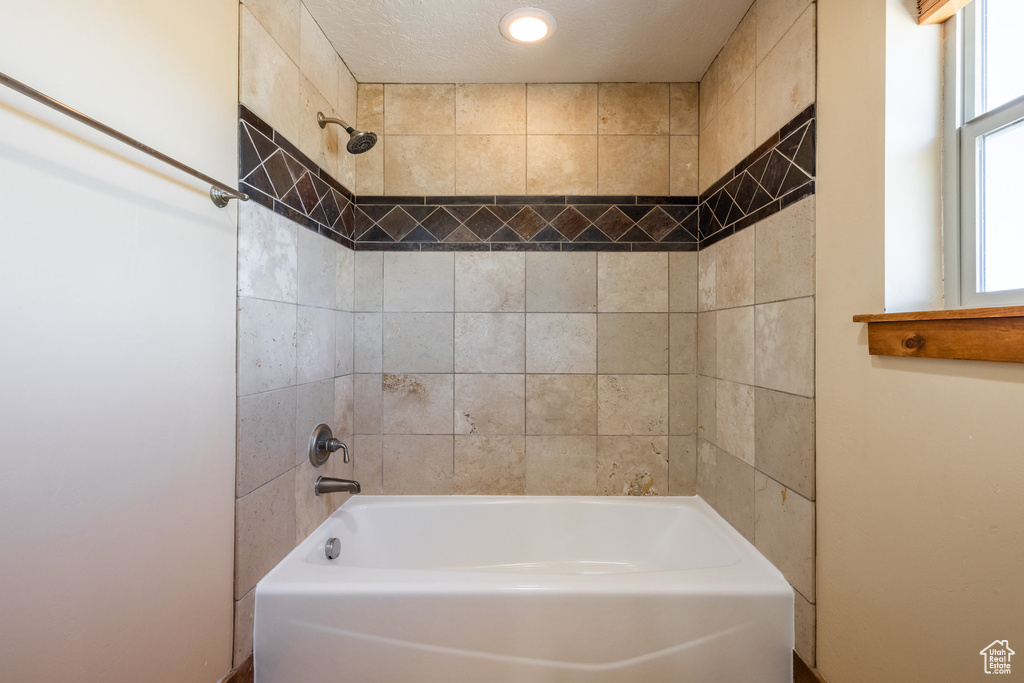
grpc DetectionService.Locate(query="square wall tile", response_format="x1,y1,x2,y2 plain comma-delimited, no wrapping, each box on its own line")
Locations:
295,458,342,543
455,374,526,436
299,5,338,108
669,313,697,374
236,386,296,497
353,434,383,494
697,310,717,377
717,4,756,105
353,312,382,372
716,379,755,466
384,135,456,195
355,139,385,196
526,252,597,313
756,4,817,144
238,201,297,303
714,450,755,542
354,251,384,312
234,469,296,599
455,135,527,195
598,375,669,436
526,135,599,195
795,590,816,667
296,306,336,384
669,252,698,313
353,373,382,434
381,373,453,434
298,77,340,181
295,379,335,465
715,306,754,385
698,243,717,312
237,297,296,396
669,374,697,436
334,374,353,436
335,311,353,376
669,435,698,495
382,435,454,494
526,374,597,436
357,83,384,131
383,312,454,373
454,435,526,495
757,0,815,66
297,228,339,309
525,313,597,373
670,83,700,135
670,136,699,196
755,297,815,397
697,438,718,505
718,75,755,175
525,436,597,495
597,313,669,374
697,375,717,444
698,115,720,194
699,58,719,132
527,83,598,134
233,587,255,668
598,436,670,496
336,245,354,311
384,84,455,134
455,313,525,373
598,83,670,135
755,196,816,304
383,252,454,312
597,253,669,313
240,7,300,142
598,136,670,196
755,388,815,499
455,252,525,312
456,83,526,134
716,219,755,309
754,471,815,601
242,0,300,60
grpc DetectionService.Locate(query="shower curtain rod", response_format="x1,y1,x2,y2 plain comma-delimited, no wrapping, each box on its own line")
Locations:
0,70,248,208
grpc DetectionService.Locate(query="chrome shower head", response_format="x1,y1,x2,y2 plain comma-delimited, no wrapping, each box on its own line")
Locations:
317,112,378,154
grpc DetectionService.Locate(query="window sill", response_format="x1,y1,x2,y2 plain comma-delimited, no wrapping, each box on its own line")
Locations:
852,306,1024,363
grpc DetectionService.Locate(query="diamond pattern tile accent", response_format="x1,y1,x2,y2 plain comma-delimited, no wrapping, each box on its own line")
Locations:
422,208,462,240
464,207,504,240
507,206,548,240
377,207,418,241
594,207,634,241
551,207,591,240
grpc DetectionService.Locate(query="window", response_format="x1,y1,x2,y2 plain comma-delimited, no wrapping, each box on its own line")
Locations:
947,0,1024,307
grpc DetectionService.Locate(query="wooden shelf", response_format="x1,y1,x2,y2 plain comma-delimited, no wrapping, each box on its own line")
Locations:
853,306,1024,363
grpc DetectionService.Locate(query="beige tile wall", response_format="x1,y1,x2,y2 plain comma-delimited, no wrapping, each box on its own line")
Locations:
696,196,817,665
699,0,817,192
356,83,700,197
351,250,698,498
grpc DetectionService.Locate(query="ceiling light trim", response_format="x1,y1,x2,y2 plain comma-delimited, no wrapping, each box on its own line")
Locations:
499,7,557,43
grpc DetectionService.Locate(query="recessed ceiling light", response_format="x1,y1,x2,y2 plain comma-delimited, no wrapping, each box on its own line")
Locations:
499,8,556,44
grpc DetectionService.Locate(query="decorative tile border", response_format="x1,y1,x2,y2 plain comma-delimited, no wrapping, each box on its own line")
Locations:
237,103,815,252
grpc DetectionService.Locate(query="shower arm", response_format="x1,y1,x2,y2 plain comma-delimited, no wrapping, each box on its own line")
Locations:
317,112,354,133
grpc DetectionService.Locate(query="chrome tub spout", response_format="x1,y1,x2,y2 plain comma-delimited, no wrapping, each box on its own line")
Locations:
315,476,361,495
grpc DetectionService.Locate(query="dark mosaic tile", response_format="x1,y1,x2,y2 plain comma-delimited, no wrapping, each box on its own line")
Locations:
562,242,632,251
367,241,422,251
619,226,654,242
279,185,305,215
360,204,395,222
319,226,345,245
747,183,775,215
487,226,525,242
723,174,745,202
678,210,699,241
531,225,567,242
551,206,591,240
531,204,566,221
293,173,319,214
490,204,523,222
360,196,425,204
743,198,782,227
567,195,635,205
404,205,437,223
353,207,376,236
662,205,698,222
507,206,548,240
776,126,805,163
793,122,816,177
423,241,491,251
308,199,330,228
274,201,316,232
444,225,483,243
711,192,736,228
240,182,274,211
777,164,811,198
704,170,734,199
620,205,654,222
632,241,698,252
320,191,342,228
699,203,722,240
576,205,612,222
498,195,564,204
400,226,438,243
244,125,279,164
736,133,779,175
426,195,492,205
274,134,318,177
574,225,612,242
637,196,698,205
637,206,679,242
743,152,772,189
448,204,482,222
263,151,297,197
759,151,791,197
242,164,276,200
723,199,746,228
701,225,734,248
464,207,504,240
377,207,418,241
729,173,762,214
660,225,700,243
780,104,815,140
594,207,634,241
310,175,332,204
780,180,815,209
239,127,262,178
359,225,396,242
239,105,273,139
317,170,350,198
423,208,462,240
340,202,354,238
492,242,558,251
281,154,309,189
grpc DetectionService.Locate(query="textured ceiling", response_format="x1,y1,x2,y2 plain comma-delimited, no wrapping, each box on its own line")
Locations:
303,0,754,83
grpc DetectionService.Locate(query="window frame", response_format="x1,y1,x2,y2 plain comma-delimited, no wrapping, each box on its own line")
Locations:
944,0,1024,308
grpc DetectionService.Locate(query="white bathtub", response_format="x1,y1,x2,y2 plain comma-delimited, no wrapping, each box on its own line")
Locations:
254,496,793,683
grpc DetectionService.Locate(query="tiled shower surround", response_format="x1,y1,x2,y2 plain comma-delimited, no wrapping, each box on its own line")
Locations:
235,0,818,670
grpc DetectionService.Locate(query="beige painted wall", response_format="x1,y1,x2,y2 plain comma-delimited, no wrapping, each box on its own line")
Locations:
817,1,1024,681
355,83,700,197
0,0,238,680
